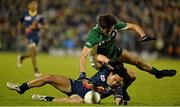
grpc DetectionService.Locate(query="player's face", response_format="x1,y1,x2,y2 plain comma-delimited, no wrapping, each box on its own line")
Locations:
28,1,38,12
107,73,123,87
101,26,114,36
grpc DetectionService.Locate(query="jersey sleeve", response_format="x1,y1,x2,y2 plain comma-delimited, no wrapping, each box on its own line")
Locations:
36,14,45,24
114,21,127,30
112,86,123,99
85,30,100,48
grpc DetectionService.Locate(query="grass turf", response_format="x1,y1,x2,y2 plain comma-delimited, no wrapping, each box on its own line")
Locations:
0,52,179,106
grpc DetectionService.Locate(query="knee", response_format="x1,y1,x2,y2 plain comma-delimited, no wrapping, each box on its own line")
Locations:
130,73,136,81
42,74,55,82
71,98,83,103
29,46,37,56
135,56,143,66
127,70,137,81
70,96,83,103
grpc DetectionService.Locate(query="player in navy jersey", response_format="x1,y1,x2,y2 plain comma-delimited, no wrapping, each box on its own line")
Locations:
17,1,48,77
7,64,125,105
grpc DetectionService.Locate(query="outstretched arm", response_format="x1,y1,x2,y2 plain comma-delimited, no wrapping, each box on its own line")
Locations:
80,46,92,74
126,23,145,38
126,23,156,42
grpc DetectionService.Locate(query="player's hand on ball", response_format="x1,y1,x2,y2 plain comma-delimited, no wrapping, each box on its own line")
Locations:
140,35,156,42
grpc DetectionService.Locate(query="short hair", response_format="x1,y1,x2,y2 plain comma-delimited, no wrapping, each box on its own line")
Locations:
110,60,127,77
98,15,117,29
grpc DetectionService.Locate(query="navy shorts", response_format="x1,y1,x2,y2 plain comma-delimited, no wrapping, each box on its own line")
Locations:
27,32,39,45
65,79,91,98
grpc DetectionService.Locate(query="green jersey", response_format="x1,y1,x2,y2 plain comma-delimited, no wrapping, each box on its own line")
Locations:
85,21,127,59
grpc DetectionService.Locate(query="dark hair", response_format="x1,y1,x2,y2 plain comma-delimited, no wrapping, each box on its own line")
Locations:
109,60,127,77
113,67,127,78
98,15,117,29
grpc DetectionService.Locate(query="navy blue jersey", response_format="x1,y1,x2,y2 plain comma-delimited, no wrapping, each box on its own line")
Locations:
66,65,123,99
89,65,123,99
20,11,45,44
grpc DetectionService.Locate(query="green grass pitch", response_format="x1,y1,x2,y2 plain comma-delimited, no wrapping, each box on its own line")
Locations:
0,52,180,106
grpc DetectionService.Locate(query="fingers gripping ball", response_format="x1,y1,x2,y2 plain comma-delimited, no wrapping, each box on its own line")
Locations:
84,91,101,104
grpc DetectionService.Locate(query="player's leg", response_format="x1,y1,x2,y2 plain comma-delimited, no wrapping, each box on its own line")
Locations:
28,43,41,76
53,94,83,103
17,39,31,67
122,68,136,102
17,54,30,67
7,74,72,94
118,49,176,78
32,94,83,103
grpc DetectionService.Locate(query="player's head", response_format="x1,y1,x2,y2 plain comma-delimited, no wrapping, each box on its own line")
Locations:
28,0,38,12
107,71,123,87
98,14,117,36
109,60,127,78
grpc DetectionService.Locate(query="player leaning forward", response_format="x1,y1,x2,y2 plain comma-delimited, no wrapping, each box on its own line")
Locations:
79,14,176,100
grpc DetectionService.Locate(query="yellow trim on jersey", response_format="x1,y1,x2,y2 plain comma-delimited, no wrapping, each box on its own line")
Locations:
29,10,37,16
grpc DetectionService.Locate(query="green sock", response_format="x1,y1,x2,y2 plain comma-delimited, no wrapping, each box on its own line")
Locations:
149,67,160,75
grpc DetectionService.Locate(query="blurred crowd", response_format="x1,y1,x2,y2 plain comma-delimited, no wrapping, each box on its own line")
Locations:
0,0,179,58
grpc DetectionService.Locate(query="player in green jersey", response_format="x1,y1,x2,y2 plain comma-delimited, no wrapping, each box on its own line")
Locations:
79,14,176,101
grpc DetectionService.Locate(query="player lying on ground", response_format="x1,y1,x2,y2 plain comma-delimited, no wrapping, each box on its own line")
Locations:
86,61,131,105
17,0,48,77
86,54,176,103
7,64,126,105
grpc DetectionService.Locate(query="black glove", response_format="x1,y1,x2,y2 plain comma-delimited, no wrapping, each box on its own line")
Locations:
140,35,156,42
78,72,87,80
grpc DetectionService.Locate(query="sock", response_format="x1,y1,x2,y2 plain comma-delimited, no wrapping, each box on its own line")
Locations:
45,96,55,102
34,68,39,72
19,82,30,94
20,56,25,61
149,67,160,75
20,55,29,61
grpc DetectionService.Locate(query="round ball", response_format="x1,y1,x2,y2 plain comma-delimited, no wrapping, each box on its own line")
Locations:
84,91,101,104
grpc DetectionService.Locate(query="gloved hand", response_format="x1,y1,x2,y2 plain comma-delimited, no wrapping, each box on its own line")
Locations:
78,72,87,80
140,35,156,42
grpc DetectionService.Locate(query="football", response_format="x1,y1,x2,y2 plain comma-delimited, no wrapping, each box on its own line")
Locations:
84,91,101,104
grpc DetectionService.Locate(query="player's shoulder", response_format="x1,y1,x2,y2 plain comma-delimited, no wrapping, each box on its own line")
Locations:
88,24,101,37
114,20,127,30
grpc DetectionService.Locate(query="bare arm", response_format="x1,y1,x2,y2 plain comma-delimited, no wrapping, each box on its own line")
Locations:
40,22,48,29
126,23,146,38
80,47,92,73
96,54,110,63
31,21,49,30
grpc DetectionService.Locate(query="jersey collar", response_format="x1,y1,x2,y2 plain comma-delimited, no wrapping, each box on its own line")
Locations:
29,10,37,16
